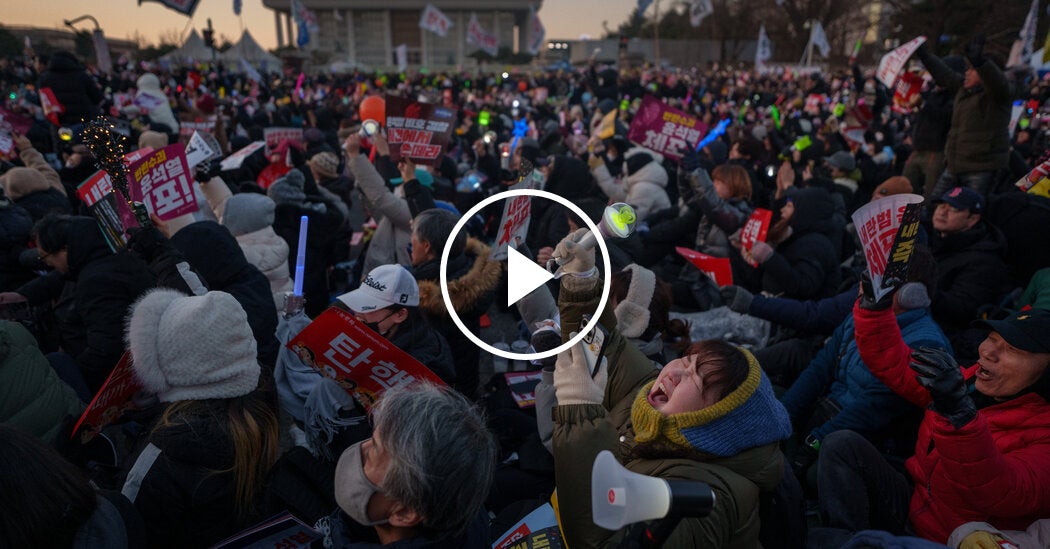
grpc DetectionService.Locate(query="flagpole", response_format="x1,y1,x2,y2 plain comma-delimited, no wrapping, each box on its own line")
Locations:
653,0,661,67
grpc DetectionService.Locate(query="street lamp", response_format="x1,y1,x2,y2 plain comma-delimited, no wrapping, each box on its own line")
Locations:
63,15,111,73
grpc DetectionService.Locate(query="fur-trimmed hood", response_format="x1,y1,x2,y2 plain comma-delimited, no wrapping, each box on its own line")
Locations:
417,238,503,317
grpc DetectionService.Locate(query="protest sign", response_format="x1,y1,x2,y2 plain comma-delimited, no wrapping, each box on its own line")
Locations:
626,95,706,161
892,71,924,114
877,36,927,88
1015,156,1050,192
133,92,166,111
185,130,221,169
178,117,216,138
287,307,446,409
264,127,304,155
385,96,456,165
675,247,733,287
492,503,564,549
124,147,154,167
221,140,266,171
0,106,32,135
210,512,320,549
504,371,544,409
71,352,142,443
491,194,532,260
851,193,925,302
77,170,141,250
739,208,772,266
128,143,199,221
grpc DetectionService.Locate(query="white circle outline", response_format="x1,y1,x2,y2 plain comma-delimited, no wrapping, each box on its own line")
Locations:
440,189,612,362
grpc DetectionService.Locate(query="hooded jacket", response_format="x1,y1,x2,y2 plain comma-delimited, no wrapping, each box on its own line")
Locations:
130,73,179,134
415,238,502,397
526,155,599,252
2,145,71,220
928,221,1010,331
552,276,788,549
592,148,671,222
170,221,280,369
854,304,1050,543
37,51,103,126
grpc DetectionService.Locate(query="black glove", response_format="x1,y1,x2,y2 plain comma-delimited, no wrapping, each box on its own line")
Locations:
914,41,931,63
679,146,702,173
720,285,754,314
858,271,894,311
193,158,222,183
126,226,170,262
788,443,819,481
909,347,977,429
965,33,986,68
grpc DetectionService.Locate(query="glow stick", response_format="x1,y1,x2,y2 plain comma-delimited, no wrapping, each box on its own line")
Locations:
293,215,308,296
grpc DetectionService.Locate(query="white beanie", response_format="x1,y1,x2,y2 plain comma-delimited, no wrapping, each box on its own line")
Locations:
126,289,260,403
615,264,656,339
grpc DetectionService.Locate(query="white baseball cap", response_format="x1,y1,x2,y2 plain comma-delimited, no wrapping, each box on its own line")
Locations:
337,264,420,312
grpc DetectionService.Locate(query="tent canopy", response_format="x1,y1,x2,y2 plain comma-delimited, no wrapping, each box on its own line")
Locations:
159,29,214,65
220,30,281,70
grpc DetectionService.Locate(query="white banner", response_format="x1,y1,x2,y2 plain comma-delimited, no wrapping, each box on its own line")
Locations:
396,44,408,73
467,14,499,57
851,193,924,302
755,25,772,70
527,5,546,56
419,4,453,37
91,30,112,74
1008,0,1039,68
690,0,713,28
876,36,927,88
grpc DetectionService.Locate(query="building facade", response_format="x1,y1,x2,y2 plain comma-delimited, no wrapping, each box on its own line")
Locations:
262,0,540,69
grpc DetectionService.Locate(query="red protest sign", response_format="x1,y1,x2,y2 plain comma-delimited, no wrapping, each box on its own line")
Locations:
71,352,142,443
77,171,140,227
505,371,544,409
851,193,924,301
178,117,216,138
211,511,320,549
385,96,456,165
626,95,707,161
263,127,304,155
740,208,772,267
491,194,532,260
675,246,733,287
287,307,446,410
892,72,924,114
128,143,199,221
0,106,33,135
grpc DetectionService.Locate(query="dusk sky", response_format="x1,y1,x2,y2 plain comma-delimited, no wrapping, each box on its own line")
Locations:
0,0,642,49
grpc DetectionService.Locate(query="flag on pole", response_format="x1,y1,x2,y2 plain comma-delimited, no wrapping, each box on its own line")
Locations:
810,21,830,58
527,4,546,56
290,0,319,48
637,0,654,17
419,4,453,37
138,0,200,16
467,14,499,57
755,25,772,70
1007,0,1039,68
233,0,241,16
690,0,714,28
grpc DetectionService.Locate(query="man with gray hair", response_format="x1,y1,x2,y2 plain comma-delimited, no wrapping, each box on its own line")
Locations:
320,382,496,547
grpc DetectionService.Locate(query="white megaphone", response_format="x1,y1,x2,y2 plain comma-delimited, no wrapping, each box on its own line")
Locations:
553,203,637,268
591,450,715,532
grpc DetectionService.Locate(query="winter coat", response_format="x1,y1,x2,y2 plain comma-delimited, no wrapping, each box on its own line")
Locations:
747,285,857,336
129,73,179,134
2,145,71,220
552,276,787,549
911,88,954,154
923,53,1012,175
592,148,671,222
121,401,256,548
526,155,600,252
928,221,1010,331
680,167,753,259
349,154,412,276
386,315,456,387
73,491,146,549
170,221,280,369
315,507,491,549
17,217,155,391
37,51,103,126
272,198,345,318
415,238,502,397
237,227,293,312
948,519,1050,549
781,308,951,442
0,199,33,290
0,320,84,443
854,304,1050,543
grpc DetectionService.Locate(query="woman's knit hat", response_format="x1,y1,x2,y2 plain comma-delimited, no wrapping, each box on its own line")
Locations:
222,193,276,236
307,152,340,180
267,169,307,205
630,348,791,457
126,289,259,403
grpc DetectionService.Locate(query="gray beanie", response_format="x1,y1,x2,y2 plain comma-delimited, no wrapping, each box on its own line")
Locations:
267,169,306,205
222,193,276,236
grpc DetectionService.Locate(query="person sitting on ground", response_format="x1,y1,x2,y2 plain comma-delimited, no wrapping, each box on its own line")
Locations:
317,382,497,548
549,228,793,548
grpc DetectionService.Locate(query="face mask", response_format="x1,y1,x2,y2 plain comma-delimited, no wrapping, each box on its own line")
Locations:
361,309,396,337
335,441,390,527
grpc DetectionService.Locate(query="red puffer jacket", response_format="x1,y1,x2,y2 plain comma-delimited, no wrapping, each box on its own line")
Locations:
853,303,1050,543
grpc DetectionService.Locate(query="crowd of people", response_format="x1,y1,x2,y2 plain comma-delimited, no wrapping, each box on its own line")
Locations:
1,31,1050,549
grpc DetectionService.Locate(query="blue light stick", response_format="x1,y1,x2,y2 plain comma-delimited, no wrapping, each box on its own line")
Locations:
293,215,308,296
695,118,731,152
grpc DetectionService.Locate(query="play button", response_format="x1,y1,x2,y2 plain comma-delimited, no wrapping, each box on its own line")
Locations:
440,189,612,362
506,246,554,307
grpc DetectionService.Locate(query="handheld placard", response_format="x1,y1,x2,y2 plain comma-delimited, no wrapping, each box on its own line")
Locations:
293,215,308,296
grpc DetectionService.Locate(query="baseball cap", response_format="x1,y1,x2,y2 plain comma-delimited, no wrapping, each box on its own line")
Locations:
935,186,983,214
824,150,856,172
973,308,1050,354
337,264,420,312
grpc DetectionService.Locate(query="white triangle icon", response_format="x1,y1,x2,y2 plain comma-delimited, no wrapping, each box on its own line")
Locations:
506,246,555,307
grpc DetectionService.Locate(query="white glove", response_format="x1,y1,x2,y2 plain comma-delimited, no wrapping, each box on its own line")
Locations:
553,334,609,405
551,228,596,278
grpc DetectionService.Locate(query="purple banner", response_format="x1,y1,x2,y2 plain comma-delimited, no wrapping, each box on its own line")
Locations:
627,95,708,160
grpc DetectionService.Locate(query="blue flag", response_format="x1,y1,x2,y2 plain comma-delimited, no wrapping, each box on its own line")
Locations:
297,19,310,47
233,0,241,15
637,0,654,16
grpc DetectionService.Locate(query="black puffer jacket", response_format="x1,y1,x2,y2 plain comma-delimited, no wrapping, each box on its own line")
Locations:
16,188,73,220
929,220,1010,331
386,314,456,387
0,201,33,290
526,155,600,252
37,51,103,126
170,221,280,370
273,198,345,318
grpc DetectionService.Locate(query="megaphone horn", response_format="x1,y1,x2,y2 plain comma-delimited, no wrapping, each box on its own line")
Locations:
591,450,716,531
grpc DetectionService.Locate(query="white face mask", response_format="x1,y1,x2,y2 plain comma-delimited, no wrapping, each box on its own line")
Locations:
334,441,390,527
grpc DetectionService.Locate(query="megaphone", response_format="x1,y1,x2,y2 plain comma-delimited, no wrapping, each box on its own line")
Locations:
591,450,715,531
554,203,637,267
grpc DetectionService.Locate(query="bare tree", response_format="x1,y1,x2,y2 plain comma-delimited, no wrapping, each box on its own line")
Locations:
880,0,1044,59
157,27,183,47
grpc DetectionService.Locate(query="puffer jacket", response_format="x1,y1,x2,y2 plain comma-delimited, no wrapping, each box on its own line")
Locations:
237,227,293,312
0,320,84,443
781,308,951,442
551,276,788,549
854,304,1050,543
929,221,1010,332
386,316,456,387
415,238,502,397
3,145,71,220
37,51,103,126
680,167,753,258
130,73,179,134
592,147,671,222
